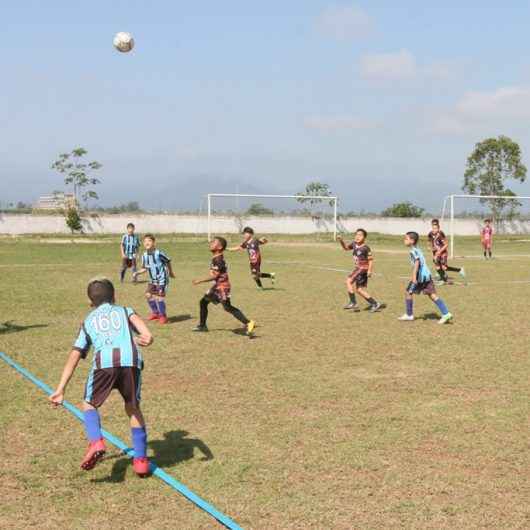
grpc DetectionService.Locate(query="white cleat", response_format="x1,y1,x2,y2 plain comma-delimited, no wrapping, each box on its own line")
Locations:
398,314,414,321
438,312,453,325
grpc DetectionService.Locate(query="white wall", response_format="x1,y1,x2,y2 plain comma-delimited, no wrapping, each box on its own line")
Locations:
0,213,528,236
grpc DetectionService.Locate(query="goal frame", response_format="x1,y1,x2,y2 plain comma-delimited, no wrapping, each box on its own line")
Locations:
207,193,338,241
441,194,530,258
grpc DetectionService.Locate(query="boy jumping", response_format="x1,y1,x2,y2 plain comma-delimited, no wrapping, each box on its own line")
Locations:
120,223,140,283
427,219,466,284
398,231,453,324
49,278,153,476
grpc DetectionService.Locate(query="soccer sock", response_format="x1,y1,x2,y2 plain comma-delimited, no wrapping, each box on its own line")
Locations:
406,299,413,316
489,250,492,258
254,277,263,288
446,266,461,273
434,298,449,315
199,297,209,326
120,268,126,281
484,251,487,258
157,300,166,316
131,426,147,458
83,409,102,442
260,273,272,278
366,297,377,306
148,299,158,314
223,302,250,324
439,269,448,281
349,292,357,304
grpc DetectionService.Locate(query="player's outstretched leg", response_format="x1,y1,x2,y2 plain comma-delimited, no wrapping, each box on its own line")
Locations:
260,272,276,286
430,293,453,324
81,405,106,471
358,287,383,313
222,300,255,336
125,403,150,477
193,296,210,332
253,274,264,289
120,265,127,283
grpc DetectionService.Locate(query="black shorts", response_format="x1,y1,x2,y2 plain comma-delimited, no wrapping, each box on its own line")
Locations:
406,280,436,296
433,254,448,268
348,268,368,288
146,283,167,297
250,261,261,275
122,257,137,269
205,286,231,304
84,367,142,408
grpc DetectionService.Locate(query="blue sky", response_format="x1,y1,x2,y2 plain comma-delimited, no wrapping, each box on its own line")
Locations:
3,1,530,212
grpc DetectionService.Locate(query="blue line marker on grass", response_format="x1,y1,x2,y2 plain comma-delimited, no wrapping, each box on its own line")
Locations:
0,351,243,530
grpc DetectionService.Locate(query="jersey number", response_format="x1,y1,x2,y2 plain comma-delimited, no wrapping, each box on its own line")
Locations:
91,311,122,333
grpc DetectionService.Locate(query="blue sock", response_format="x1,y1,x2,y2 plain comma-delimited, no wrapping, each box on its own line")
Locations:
157,300,166,316
148,299,158,314
131,426,147,458
434,298,449,315
406,299,413,316
83,409,102,442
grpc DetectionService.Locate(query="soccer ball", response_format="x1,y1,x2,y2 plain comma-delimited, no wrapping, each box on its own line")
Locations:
113,32,134,53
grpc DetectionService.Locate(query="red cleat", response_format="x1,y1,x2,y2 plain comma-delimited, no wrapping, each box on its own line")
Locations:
133,457,150,477
158,315,168,324
80,438,106,471
147,313,160,321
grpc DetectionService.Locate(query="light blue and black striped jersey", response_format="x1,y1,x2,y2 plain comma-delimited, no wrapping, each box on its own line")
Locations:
73,303,143,370
142,249,171,285
121,233,140,258
409,246,432,283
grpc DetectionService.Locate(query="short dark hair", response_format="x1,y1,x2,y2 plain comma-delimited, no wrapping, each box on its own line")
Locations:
485,218,491,223
144,233,155,242
127,223,135,229
356,228,367,238
87,278,115,307
406,231,419,244
431,219,440,225
243,226,254,235
214,236,227,250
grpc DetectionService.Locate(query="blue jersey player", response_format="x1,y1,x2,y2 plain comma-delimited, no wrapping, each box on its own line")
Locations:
50,278,154,476
398,232,453,324
120,223,140,283
133,234,175,324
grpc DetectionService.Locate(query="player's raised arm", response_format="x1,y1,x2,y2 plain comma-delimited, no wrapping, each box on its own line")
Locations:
129,313,153,347
227,244,243,251
337,235,349,250
259,237,268,245
49,349,83,406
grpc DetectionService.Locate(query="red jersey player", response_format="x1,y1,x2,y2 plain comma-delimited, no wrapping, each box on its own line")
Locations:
427,219,466,284
481,219,493,259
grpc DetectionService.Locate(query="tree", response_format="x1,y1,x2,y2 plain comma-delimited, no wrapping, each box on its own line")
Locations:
246,203,274,216
51,148,102,207
381,202,425,218
65,207,83,233
463,135,527,220
296,182,334,213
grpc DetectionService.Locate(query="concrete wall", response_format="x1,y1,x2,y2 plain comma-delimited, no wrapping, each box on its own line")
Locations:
0,213,529,236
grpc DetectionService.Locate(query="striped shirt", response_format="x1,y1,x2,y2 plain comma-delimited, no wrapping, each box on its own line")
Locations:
74,304,143,370
121,233,140,258
409,246,432,283
142,249,171,286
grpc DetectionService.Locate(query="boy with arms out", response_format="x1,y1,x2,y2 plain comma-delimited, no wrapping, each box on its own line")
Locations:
427,219,466,284
481,219,494,259
228,227,275,289
337,229,383,312
398,232,453,324
49,278,153,476
192,236,256,336
133,234,175,325
120,223,140,283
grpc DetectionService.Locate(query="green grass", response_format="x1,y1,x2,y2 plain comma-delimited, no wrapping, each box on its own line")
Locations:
1,235,529,529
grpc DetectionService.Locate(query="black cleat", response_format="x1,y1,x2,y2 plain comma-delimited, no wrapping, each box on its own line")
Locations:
192,325,209,332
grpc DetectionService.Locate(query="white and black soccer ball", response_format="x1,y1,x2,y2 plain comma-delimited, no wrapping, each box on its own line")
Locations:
113,32,134,53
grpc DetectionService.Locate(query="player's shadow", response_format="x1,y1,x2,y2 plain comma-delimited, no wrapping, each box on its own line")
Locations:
167,314,193,324
420,312,441,321
231,328,260,339
93,430,213,483
0,321,48,335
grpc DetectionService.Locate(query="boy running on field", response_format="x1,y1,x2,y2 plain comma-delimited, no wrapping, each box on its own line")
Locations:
49,278,153,476
133,234,175,324
338,228,383,313
398,231,453,324
481,219,494,259
427,219,466,284
120,223,140,283
192,236,255,336
228,227,275,289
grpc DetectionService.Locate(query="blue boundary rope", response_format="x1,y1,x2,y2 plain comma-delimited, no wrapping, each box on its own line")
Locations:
0,351,243,530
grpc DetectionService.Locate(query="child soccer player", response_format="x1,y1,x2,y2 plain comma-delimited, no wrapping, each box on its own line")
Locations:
481,219,494,259
427,219,466,284
192,236,256,336
120,223,140,283
133,234,175,324
228,227,275,289
49,278,153,476
398,232,453,324
337,229,383,312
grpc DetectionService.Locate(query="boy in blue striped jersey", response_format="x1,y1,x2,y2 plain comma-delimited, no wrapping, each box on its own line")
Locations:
120,223,140,283
133,234,175,324
50,278,153,476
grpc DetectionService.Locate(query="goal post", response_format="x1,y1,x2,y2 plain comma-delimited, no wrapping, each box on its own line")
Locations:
206,193,339,241
441,194,530,258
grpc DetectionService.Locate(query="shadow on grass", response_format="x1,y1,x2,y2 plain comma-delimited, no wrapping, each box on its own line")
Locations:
93,430,213,483
0,321,48,335
167,314,193,324
420,312,441,321
231,328,260,340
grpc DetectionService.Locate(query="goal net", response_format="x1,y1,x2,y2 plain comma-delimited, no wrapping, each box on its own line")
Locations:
440,194,530,257
206,193,338,241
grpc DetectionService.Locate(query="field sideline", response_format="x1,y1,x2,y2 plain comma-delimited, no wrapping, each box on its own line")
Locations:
1,234,529,529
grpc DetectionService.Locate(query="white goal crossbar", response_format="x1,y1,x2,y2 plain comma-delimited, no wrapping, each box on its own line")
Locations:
207,193,338,241
441,194,530,258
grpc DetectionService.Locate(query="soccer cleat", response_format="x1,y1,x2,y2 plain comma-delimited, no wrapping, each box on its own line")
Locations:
247,320,256,336
192,325,208,332
438,312,453,325
80,438,106,471
147,313,160,321
133,457,150,478
370,302,383,313
459,268,467,284
158,315,168,325
343,303,360,311
398,314,414,321
270,273,276,285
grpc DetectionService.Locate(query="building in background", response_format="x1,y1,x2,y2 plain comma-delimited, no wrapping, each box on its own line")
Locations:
34,192,77,211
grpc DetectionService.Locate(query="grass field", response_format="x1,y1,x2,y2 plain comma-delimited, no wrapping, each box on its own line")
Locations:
1,234,529,529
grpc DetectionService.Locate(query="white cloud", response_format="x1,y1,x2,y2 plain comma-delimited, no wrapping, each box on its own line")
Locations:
303,116,378,132
317,5,374,40
359,49,417,80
